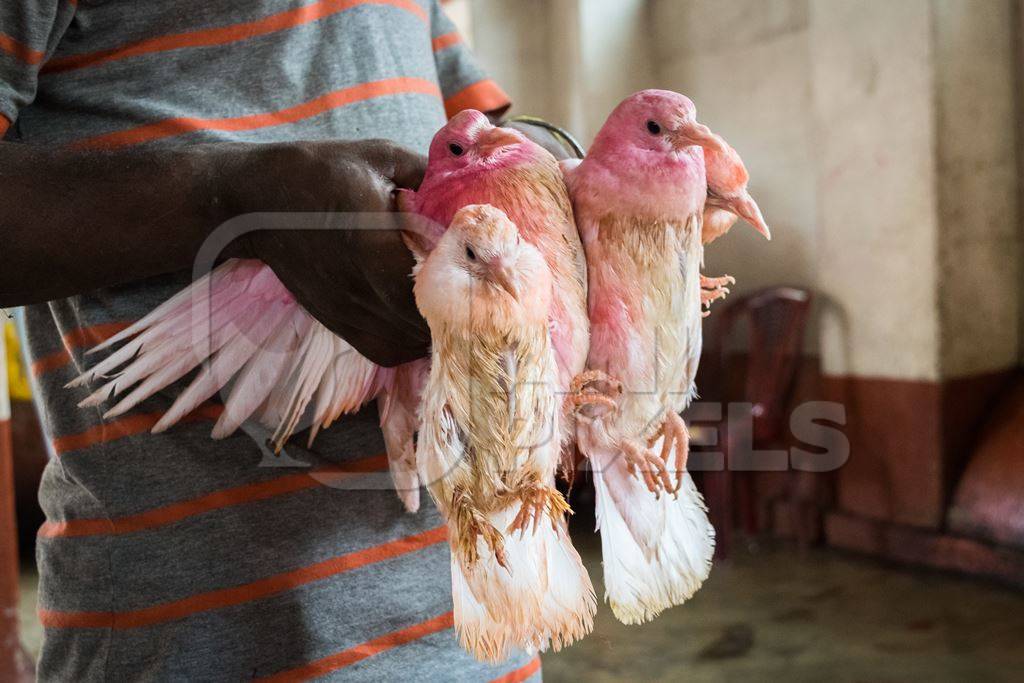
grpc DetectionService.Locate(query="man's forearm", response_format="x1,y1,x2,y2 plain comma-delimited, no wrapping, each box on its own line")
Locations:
0,142,249,306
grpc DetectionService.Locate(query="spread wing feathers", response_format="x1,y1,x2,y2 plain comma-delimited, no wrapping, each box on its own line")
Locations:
593,436,714,625
68,259,384,448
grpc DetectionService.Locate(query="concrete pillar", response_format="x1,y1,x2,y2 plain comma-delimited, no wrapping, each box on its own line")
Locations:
810,0,1020,529
812,0,942,381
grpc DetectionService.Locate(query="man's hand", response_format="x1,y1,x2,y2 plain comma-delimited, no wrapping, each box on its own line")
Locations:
227,140,431,366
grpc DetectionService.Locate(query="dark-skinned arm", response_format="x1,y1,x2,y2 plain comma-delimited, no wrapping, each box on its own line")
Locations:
0,139,431,366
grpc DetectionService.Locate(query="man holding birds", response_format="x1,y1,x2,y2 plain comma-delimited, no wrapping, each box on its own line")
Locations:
0,1,556,679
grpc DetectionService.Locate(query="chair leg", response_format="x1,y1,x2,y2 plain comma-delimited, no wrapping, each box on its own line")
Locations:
704,425,732,559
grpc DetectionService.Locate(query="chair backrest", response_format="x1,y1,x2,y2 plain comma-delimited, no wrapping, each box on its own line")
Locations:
714,287,813,442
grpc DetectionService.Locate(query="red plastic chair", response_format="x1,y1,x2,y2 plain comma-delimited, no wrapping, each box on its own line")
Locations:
698,286,813,558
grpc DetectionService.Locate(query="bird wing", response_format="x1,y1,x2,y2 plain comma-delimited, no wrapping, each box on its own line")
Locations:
68,258,386,449
556,159,589,302
378,358,429,513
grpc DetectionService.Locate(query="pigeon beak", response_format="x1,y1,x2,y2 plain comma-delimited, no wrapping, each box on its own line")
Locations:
486,260,519,301
477,127,523,158
671,119,727,153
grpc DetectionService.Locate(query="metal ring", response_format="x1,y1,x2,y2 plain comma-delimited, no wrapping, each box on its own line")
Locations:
506,115,586,159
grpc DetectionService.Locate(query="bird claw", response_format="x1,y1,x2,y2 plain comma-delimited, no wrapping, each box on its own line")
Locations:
701,273,734,316
452,489,506,568
701,274,736,290
648,411,690,495
569,369,623,419
619,438,674,497
507,483,571,537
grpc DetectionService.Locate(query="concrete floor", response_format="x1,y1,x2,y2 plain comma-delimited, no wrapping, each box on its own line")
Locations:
542,531,1024,682
18,534,1024,681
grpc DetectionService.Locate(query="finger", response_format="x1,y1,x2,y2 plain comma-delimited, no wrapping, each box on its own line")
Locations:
391,148,427,190
363,140,427,190
356,299,430,347
355,230,431,341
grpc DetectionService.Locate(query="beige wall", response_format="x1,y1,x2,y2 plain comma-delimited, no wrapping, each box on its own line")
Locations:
466,0,1022,381
811,0,943,379
934,0,1020,378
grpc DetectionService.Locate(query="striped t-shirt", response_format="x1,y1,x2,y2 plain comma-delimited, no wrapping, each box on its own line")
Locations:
2,1,542,680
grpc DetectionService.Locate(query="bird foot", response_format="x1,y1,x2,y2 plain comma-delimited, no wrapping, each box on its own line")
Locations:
506,482,571,537
700,273,734,317
568,369,622,419
451,489,506,568
618,437,674,497
647,411,690,495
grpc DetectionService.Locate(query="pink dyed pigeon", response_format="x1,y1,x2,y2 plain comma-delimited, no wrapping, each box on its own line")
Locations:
412,203,594,662
563,89,769,624
399,110,590,458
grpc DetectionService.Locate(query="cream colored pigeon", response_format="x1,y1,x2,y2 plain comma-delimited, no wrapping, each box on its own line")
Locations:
412,204,594,662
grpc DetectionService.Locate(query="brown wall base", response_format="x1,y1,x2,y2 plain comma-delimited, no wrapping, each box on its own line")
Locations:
821,369,1018,530
825,511,1024,590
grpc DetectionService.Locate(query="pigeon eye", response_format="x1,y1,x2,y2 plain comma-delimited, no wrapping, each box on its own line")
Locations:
465,245,476,261
449,142,464,156
646,120,661,135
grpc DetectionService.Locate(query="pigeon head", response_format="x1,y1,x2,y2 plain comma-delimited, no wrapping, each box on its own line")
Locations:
414,204,551,330
424,110,541,181
593,89,726,161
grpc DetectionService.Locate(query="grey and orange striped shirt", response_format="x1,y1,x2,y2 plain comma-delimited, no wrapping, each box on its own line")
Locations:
2,1,542,680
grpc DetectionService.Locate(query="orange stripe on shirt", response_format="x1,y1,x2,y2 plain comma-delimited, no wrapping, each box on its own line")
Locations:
0,33,46,65
491,657,542,683
31,321,131,377
38,526,447,629
51,403,223,456
431,31,461,52
39,453,388,538
73,76,442,149
0,114,10,137
257,611,455,682
444,78,511,119
43,0,427,74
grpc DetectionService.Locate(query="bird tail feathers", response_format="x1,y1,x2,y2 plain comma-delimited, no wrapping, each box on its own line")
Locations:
451,505,595,663
592,434,715,625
